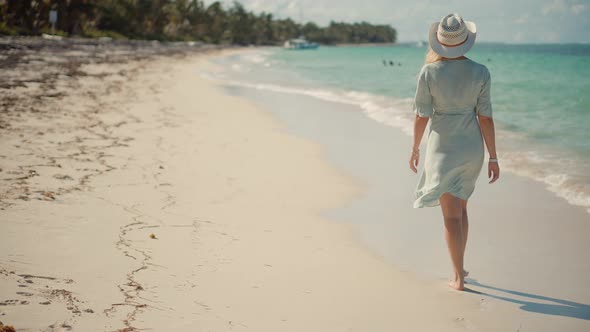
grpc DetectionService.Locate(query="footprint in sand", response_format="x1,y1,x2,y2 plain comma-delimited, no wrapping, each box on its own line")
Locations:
53,174,74,181
0,300,19,306
48,323,72,331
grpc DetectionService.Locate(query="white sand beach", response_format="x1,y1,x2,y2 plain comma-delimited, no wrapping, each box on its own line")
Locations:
0,42,589,331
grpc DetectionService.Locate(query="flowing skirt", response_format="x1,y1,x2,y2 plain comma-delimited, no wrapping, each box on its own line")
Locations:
414,110,485,208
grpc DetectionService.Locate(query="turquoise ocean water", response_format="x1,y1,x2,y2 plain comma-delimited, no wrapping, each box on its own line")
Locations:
204,43,590,214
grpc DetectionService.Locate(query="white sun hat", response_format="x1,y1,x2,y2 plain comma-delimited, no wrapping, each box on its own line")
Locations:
429,13,477,58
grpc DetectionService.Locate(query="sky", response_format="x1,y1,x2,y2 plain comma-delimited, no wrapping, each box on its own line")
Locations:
205,0,590,43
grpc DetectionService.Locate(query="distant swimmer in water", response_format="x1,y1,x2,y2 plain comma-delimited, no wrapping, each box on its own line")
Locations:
389,60,394,66
383,60,387,66
398,62,402,66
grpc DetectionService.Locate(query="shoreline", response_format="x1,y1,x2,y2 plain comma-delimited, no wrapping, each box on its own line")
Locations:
205,54,590,329
217,79,590,280
0,44,588,331
203,46,590,216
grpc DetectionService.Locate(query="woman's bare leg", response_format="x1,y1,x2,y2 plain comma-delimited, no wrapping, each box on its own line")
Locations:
461,200,469,277
440,193,465,290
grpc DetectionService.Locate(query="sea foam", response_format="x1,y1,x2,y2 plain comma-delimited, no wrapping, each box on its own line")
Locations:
201,53,590,215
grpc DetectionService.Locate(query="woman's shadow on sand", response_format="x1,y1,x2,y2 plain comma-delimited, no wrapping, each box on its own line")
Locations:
464,278,590,320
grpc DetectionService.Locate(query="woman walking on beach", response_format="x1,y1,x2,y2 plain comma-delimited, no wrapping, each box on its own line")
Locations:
409,13,499,291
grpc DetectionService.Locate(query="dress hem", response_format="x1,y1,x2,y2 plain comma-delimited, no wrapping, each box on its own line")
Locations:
413,190,472,208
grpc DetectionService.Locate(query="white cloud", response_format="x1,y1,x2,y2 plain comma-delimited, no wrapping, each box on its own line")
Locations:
286,1,298,11
571,3,587,15
542,0,567,15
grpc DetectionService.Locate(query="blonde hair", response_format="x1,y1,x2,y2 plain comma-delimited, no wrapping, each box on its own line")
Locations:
425,46,443,64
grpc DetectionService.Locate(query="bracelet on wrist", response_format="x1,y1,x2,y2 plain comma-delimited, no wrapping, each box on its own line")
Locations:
489,158,498,163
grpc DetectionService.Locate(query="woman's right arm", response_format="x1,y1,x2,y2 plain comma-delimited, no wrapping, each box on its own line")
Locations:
476,68,499,183
478,115,499,183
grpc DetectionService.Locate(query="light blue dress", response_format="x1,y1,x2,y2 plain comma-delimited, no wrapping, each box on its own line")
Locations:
413,58,493,208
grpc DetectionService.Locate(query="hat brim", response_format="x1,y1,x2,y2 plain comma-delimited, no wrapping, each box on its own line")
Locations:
428,21,476,58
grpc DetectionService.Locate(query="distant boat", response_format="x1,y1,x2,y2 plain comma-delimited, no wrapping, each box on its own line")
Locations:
283,37,319,50
416,40,426,47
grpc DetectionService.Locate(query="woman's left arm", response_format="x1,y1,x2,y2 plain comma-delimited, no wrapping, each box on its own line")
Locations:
410,66,434,173
410,115,430,173
478,115,500,183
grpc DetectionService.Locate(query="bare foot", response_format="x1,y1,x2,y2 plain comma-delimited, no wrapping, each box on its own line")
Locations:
449,281,465,291
448,279,465,291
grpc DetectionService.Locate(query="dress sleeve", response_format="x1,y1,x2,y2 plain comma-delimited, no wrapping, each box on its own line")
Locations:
476,68,493,117
412,65,434,118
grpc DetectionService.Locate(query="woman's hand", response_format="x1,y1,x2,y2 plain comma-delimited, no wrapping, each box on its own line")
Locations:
409,148,420,173
488,161,500,183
